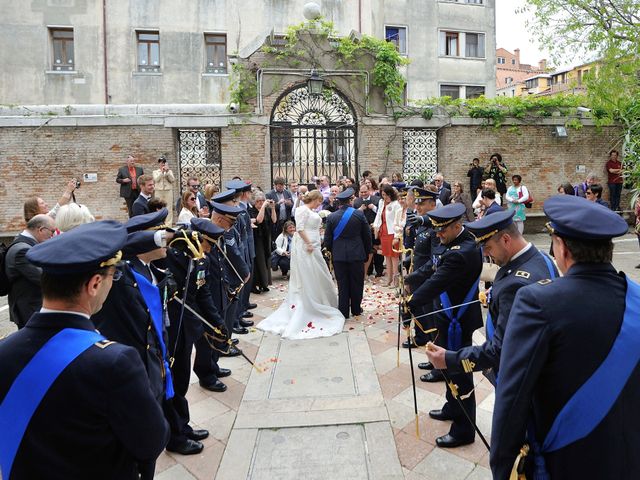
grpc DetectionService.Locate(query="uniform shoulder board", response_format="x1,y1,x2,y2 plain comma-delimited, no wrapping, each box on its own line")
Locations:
537,278,552,285
94,339,117,349
449,245,461,250
515,270,531,279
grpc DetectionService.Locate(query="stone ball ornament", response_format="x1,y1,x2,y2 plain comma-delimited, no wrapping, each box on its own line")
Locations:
303,2,322,20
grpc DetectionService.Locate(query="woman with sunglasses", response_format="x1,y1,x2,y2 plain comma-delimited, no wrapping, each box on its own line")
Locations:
177,191,199,226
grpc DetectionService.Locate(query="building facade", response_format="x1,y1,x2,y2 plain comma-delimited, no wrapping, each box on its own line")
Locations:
0,0,496,105
495,47,546,97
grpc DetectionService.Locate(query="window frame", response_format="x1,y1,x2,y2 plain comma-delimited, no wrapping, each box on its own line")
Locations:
384,25,408,56
440,84,461,99
136,30,160,73
464,32,485,58
497,56,505,64
204,32,228,74
49,27,75,72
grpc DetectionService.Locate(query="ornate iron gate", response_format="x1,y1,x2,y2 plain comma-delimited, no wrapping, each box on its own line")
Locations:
270,84,358,184
177,129,222,190
402,129,438,181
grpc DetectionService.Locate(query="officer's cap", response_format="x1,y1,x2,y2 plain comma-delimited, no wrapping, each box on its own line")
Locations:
411,187,438,203
122,231,159,257
191,218,225,242
211,201,242,220
212,189,237,203
124,208,169,233
27,220,126,274
336,188,355,200
428,203,466,232
225,179,252,192
544,195,628,240
465,209,515,243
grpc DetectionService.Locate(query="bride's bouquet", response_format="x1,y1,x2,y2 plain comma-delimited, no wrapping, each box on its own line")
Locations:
317,210,332,219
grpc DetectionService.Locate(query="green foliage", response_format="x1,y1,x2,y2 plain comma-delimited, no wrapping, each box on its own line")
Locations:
523,0,640,188
411,95,586,128
229,63,257,112
230,17,409,108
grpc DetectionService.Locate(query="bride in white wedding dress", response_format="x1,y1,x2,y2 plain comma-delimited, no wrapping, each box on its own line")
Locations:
258,190,345,339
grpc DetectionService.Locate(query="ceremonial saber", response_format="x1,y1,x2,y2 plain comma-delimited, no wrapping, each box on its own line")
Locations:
427,342,491,451
171,296,262,372
391,299,482,329
407,321,420,438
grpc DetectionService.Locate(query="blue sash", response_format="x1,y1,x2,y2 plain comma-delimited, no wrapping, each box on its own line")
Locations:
486,249,557,341
542,276,640,452
440,277,480,350
131,268,175,400
0,328,104,478
333,207,355,241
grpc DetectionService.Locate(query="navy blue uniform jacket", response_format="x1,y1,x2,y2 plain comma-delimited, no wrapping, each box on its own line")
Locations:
323,206,372,262
407,228,483,340
445,245,557,382
0,312,169,479
491,263,640,479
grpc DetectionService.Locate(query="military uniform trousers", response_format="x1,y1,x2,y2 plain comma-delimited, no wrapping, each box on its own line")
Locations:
333,260,365,318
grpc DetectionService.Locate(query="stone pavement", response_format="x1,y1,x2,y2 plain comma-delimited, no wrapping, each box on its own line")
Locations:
0,234,638,479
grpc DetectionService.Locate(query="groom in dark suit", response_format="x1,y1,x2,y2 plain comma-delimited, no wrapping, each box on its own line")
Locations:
324,188,372,318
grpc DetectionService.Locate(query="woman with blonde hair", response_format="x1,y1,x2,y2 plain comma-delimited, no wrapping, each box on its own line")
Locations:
258,189,344,339
55,203,95,232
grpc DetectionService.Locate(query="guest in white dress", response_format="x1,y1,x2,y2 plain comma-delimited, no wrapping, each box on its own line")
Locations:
177,190,198,225
258,190,344,339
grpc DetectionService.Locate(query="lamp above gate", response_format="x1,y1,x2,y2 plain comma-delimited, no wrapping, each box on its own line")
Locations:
307,69,324,95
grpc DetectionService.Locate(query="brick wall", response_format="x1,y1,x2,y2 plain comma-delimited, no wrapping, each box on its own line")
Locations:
436,124,623,212
0,125,175,232
0,121,626,235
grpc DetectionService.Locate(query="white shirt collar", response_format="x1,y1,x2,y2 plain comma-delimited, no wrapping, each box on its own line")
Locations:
510,242,532,262
40,307,91,320
21,230,37,241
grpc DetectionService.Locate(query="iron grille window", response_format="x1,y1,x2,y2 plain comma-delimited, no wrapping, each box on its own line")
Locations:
204,33,227,74
177,129,222,191
385,26,407,55
403,129,437,182
50,28,74,71
137,30,160,72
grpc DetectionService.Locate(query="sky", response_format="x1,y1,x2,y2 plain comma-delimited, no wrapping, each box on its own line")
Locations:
495,0,550,66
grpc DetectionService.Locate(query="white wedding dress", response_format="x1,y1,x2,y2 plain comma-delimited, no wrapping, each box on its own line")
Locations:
258,204,345,339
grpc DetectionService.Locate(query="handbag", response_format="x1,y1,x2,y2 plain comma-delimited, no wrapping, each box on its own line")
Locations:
480,258,500,283
519,187,533,209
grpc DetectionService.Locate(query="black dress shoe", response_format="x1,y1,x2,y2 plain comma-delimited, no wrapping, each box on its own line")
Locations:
418,362,434,370
166,439,204,455
199,379,227,392
231,338,239,345
247,303,258,310
429,409,454,421
240,318,254,327
217,368,232,378
232,326,249,335
402,339,416,349
186,429,209,441
435,433,474,448
261,287,270,292
220,346,242,357
251,287,262,294
242,311,254,318
420,371,444,383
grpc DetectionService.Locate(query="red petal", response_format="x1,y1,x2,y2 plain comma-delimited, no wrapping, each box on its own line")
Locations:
307,321,314,328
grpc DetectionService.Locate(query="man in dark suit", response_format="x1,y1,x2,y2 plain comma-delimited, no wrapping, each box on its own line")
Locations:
433,173,451,205
5,214,56,329
354,183,383,278
131,174,155,217
175,177,208,216
116,154,144,217
490,196,638,479
324,188,372,318
481,188,503,216
406,203,483,448
266,176,293,234
0,221,169,479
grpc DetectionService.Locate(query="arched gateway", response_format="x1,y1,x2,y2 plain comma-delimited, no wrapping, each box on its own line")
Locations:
270,84,358,184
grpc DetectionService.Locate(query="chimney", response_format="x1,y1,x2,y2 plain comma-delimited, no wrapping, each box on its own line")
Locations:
539,59,547,71
514,48,520,67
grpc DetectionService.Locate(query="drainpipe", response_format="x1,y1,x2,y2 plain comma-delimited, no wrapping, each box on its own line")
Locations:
102,0,109,104
358,0,362,33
